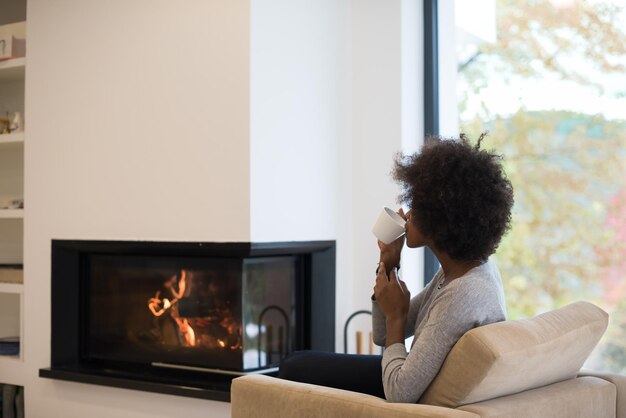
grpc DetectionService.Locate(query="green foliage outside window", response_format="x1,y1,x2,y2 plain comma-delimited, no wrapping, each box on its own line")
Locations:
457,0,626,373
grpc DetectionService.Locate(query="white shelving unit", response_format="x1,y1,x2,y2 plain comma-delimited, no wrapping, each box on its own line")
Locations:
0,358,25,388
0,57,25,82
0,284,24,377
0,209,24,218
0,282,23,293
0,16,27,392
0,131,25,144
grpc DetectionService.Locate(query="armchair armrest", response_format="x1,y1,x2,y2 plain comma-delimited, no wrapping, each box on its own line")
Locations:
578,369,626,417
231,374,479,418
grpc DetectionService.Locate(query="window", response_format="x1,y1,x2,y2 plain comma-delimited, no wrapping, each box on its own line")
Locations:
430,0,626,373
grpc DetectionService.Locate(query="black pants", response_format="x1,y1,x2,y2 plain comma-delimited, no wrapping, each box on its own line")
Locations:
278,351,385,399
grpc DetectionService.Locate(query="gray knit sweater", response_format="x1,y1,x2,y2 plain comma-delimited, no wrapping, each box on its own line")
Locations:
372,260,507,403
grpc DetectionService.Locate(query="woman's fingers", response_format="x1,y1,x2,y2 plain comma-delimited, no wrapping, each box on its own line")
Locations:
388,266,397,281
389,269,410,296
399,279,410,297
374,262,389,300
376,262,387,282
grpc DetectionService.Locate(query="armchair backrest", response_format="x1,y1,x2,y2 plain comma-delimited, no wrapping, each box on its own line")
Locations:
420,301,608,407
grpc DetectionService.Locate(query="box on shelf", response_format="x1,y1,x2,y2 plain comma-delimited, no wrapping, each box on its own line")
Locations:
0,36,25,61
0,267,23,284
0,336,19,356
0,21,26,61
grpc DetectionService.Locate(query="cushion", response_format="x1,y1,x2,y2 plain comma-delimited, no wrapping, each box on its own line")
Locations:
457,376,616,418
420,301,608,407
231,374,480,418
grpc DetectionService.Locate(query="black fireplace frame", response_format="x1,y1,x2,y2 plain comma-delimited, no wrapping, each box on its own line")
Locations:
39,240,336,402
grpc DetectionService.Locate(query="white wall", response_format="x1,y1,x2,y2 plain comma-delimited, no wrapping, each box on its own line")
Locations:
25,0,249,416
348,0,423,332
349,0,402,332
400,0,425,300
438,0,459,137
249,0,354,352
26,0,252,243
19,0,423,416
249,0,350,243
249,0,424,352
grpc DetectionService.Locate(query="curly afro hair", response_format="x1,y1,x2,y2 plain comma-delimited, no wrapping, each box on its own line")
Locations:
393,134,514,261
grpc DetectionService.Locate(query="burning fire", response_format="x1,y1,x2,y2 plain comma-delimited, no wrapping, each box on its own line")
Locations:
147,269,241,350
147,269,196,347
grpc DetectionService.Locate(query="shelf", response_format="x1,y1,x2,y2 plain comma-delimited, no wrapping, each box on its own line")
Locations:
0,209,24,219
0,283,23,294
0,267,23,283
0,132,25,145
0,21,26,391
0,355,25,386
0,57,25,82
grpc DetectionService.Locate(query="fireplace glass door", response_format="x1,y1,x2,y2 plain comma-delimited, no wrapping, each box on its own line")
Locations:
86,254,296,372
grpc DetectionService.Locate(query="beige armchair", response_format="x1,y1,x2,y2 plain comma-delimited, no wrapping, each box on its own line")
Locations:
231,302,626,418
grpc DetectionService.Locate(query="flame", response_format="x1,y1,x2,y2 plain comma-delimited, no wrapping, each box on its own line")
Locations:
177,318,196,347
146,269,242,351
187,325,196,347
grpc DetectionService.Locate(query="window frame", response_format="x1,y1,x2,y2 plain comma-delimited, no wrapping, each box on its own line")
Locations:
423,0,440,285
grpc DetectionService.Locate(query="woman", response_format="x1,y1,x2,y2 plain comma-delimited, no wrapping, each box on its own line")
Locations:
372,133,513,402
280,134,514,403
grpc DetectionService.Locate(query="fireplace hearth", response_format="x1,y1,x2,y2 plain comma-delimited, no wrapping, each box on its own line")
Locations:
39,240,335,401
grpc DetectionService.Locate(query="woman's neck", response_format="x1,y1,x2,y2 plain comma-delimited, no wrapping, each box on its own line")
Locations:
431,248,484,282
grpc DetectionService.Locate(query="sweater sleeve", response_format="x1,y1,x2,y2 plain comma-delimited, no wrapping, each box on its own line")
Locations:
380,291,473,403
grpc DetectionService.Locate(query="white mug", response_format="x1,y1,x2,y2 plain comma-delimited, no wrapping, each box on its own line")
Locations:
372,207,406,244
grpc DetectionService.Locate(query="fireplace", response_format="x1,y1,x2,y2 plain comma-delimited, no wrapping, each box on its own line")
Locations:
40,240,335,401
